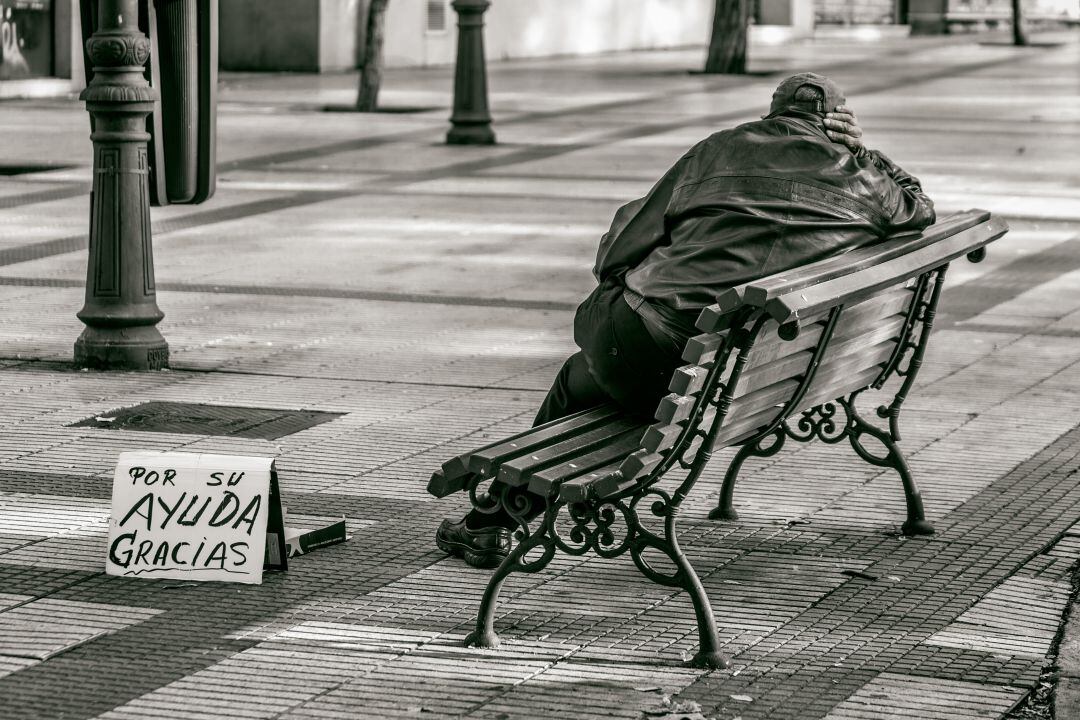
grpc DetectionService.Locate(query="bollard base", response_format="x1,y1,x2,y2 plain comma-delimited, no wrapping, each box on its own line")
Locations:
447,123,496,146
74,325,169,371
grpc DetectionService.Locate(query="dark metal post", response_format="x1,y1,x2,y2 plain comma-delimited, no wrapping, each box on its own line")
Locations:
446,0,495,145
77,0,169,370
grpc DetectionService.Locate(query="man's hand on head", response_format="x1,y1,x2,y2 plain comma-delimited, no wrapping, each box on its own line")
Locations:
824,105,864,154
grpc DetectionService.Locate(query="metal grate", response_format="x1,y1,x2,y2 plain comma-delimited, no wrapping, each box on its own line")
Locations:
68,401,345,439
426,0,448,32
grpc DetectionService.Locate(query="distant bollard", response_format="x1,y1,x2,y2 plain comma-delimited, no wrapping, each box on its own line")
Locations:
447,0,496,145
76,0,169,370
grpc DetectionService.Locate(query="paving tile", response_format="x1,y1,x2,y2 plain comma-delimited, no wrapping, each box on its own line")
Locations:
0,525,109,571
465,660,703,720
0,655,38,680
924,574,1071,659
0,598,162,661
94,622,442,720
0,493,110,541
0,593,31,611
822,673,1025,719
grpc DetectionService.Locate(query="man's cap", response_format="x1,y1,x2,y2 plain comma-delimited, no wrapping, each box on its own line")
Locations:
766,72,845,117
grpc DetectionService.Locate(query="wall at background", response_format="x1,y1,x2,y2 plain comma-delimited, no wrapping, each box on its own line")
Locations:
219,0,321,71
364,0,717,69
816,0,897,24
947,0,1079,19
319,0,362,70
1,0,57,80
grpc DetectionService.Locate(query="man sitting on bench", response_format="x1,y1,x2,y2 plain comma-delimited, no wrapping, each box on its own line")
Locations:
436,72,937,569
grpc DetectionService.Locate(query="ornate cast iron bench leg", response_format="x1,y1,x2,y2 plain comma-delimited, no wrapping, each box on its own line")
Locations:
627,489,730,669
464,521,556,649
710,427,786,521
467,490,731,669
841,397,933,536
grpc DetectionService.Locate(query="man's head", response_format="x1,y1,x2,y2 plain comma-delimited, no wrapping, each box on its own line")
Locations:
765,73,845,118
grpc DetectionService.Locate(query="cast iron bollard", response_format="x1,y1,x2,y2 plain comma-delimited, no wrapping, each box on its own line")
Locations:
446,0,495,145
77,0,169,370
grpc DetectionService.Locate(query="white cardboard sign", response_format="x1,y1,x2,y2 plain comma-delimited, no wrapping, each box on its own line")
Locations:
106,451,275,584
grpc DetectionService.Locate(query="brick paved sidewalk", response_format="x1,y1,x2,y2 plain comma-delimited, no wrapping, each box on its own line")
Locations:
0,30,1079,720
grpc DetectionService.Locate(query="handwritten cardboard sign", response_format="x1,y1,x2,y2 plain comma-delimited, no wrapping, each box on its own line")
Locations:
105,452,286,584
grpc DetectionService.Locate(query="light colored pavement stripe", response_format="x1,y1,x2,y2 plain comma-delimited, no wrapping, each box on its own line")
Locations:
0,493,109,539
0,593,32,610
94,623,558,720
1049,534,1080,560
460,661,703,720
0,527,108,571
925,574,1072,659
823,673,1026,719
0,599,162,661
0,656,38,680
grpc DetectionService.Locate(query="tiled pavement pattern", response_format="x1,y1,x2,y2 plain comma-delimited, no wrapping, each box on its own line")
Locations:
1,30,1079,720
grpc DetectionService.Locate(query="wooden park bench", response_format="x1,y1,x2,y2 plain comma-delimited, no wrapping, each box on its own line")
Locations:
428,209,1008,668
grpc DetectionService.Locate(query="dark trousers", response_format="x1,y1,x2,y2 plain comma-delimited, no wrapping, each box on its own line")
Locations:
468,281,683,529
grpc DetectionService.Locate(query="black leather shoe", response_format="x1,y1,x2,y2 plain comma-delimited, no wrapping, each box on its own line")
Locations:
436,518,511,569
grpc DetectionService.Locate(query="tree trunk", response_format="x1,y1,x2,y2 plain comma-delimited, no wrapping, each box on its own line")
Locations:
357,0,391,111
704,0,749,74
1011,0,1028,46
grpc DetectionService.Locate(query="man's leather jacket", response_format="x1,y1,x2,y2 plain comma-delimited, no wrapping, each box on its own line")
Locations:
594,109,936,346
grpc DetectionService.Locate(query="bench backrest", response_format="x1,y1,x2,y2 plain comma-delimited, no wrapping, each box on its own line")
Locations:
600,209,1009,499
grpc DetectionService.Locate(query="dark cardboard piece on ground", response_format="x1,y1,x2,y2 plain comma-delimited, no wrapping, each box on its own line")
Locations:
263,465,287,571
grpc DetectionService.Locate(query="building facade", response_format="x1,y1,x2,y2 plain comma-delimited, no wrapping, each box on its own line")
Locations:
0,0,77,97
2,0,1076,96
219,0,731,72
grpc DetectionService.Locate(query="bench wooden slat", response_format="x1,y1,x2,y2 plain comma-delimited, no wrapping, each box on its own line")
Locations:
744,319,826,366
689,282,914,374
496,417,644,486
427,469,456,498
738,307,908,394
468,405,624,477
728,378,802,419
644,379,798,457
557,460,625,503
738,313,906,396
742,284,913,371
618,448,665,483
742,209,992,306
681,333,725,366
427,405,621,497
795,336,899,401
669,364,712,396
527,430,644,497
655,393,696,425
642,406,718,454
765,214,1008,324
713,404,787,448
695,212,973,331
738,348,813,396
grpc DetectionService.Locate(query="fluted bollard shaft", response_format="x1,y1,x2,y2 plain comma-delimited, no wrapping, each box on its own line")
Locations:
446,0,495,145
77,0,169,370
